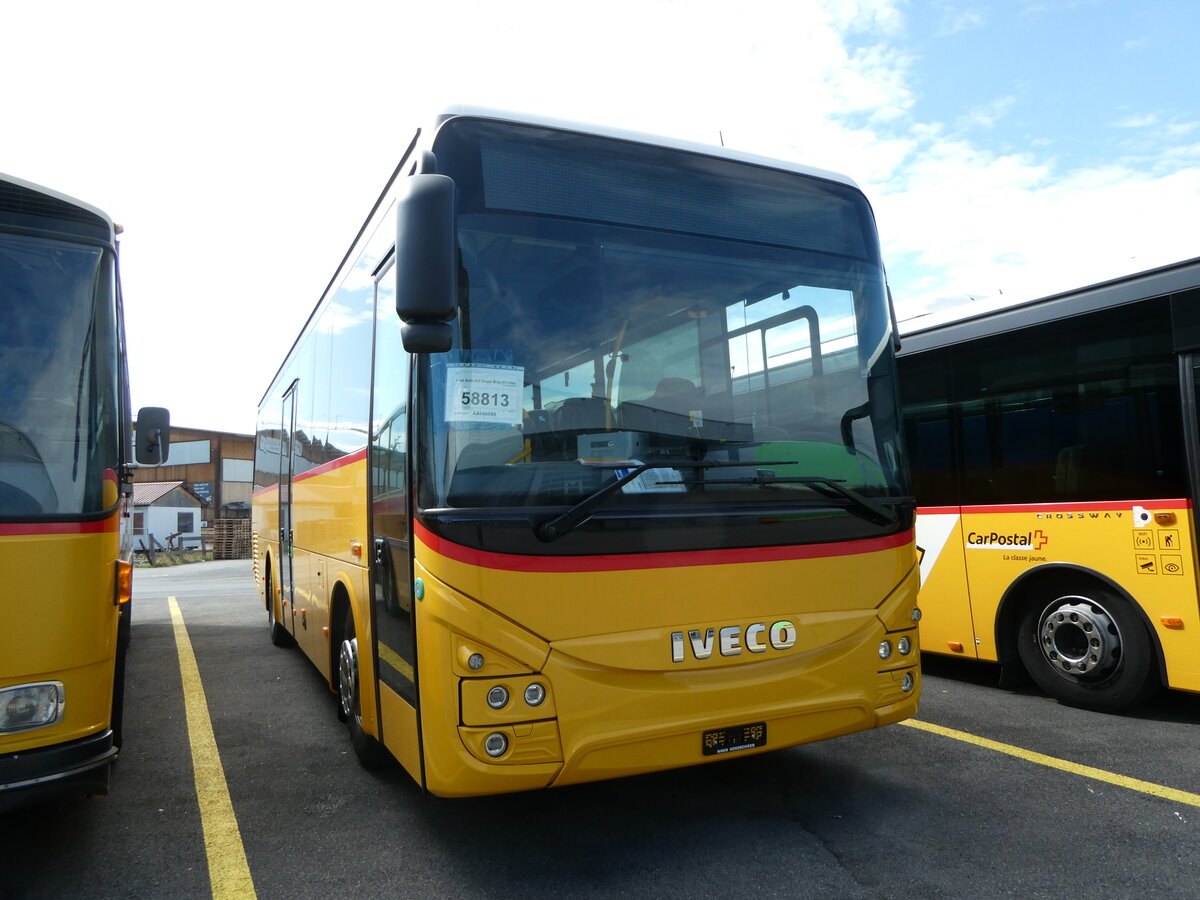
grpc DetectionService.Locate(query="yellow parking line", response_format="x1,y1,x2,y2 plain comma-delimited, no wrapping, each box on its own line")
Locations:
169,597,257,899
903,718,1200,808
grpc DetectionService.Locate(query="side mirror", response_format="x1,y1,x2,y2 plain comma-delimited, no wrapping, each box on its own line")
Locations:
396,173,456,353
135,406,171,465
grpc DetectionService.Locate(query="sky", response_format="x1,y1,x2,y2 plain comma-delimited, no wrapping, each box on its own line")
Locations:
4,0,1198,434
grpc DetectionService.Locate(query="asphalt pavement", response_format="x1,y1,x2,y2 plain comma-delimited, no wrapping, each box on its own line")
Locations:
2,559,1198,899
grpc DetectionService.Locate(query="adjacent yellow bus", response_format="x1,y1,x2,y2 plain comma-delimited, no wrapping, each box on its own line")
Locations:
0,173,168,811
252,108,920,797
899,257,1200,712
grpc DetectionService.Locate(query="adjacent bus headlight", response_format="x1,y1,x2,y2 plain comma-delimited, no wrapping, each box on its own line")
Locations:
878,641,893,660
898,636,912,656
0,682,65,733
487,686,509,709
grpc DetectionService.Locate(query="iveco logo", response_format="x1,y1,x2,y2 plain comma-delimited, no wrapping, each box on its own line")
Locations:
671,621,797,662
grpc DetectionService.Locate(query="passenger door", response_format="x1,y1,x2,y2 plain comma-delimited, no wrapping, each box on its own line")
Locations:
368,257,420,769
278,382,298,638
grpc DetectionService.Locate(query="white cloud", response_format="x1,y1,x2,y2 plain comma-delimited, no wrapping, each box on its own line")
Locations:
1113,114,1159,128
958,96,1017,131
936,7,987,37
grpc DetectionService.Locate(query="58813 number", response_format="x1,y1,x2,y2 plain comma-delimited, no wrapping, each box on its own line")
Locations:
460,391,511,408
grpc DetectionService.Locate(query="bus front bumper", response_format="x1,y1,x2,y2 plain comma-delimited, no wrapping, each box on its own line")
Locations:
0,730,116,813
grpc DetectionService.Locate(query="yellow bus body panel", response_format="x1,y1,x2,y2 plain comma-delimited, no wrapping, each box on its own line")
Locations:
917,502,1200,692
413,533,920,797
0,521,120,756
913,511,978,658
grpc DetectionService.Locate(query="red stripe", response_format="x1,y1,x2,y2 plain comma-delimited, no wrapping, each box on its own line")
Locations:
293,446,367,484
0,516,119,536
251,447,368,498
919,499,1190,516
414,520,912,573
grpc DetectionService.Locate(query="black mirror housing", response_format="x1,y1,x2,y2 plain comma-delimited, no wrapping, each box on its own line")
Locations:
134,406,171,465
396,174,457,348
401,322,454,354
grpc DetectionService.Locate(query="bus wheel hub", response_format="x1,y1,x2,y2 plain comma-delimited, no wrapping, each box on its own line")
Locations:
1038,598,1119,676
339,637,358,718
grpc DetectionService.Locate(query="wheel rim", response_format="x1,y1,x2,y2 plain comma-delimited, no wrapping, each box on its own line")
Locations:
1038,595,1121,677
339,636,358,719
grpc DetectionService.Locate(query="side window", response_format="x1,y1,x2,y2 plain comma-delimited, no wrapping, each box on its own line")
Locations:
898,353,957,507
955,300,1185,504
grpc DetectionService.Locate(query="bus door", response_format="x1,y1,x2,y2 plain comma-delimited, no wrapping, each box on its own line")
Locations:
1181,354,1200,552
279,382,299,638
368,260,422,780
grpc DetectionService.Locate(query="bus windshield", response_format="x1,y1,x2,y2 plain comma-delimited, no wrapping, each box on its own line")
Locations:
420,119,908,552
0,232,120,519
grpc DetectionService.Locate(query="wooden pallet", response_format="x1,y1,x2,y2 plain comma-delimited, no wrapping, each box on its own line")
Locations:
206,519,251,559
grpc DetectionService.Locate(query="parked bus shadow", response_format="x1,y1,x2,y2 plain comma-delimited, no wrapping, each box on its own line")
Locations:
919,651,1200,725
395,738,912,897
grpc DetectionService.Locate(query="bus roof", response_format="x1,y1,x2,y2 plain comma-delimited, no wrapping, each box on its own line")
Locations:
0,171,115,241
437,106,862,190
897,255,1200,357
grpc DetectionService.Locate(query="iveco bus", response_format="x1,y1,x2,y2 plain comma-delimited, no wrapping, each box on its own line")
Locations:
252,109,919,796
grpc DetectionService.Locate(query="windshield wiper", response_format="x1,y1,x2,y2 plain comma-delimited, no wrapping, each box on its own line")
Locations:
693,473,899,526
534,460,798,542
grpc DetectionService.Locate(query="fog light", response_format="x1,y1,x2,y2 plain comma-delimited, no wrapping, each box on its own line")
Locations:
0,682,65,733
468,653,485,671
878,641,893,660
524,682,546,707
901,672,915,692
487,686,509,709
898,636,912,655
484,732,508,757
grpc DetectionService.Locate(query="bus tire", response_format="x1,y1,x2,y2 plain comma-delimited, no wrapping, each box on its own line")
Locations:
266,566,291,647
1016,586,1159,713
338,606,388,769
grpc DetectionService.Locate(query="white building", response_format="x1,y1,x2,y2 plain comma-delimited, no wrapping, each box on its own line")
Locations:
131,481,204,550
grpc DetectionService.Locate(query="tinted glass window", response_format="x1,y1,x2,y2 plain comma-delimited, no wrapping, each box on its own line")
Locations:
418,119,907,555
900,298,1186,506
0,233,120,519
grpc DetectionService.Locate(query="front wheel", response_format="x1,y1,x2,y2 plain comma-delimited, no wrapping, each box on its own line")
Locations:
1016,586,1159,713
337,606,388,768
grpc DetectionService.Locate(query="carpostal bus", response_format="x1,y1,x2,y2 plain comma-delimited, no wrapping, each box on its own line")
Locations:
251,108,919,797
899,256,1200,712
0,173,169,812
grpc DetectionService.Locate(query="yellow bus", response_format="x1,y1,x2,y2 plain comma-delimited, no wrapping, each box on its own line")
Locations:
252,108,920,797
899,257,1200,712
0,173,169,811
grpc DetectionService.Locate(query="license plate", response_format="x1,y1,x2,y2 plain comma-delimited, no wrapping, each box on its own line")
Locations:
702,722,766,756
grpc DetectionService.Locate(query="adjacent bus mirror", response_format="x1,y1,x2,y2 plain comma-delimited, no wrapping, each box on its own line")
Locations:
135,406,171,465
396,173,457,353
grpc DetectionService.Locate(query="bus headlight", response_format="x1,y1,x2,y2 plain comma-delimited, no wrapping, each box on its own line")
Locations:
524,683,546,707
484,732,508,757
0,682,65,733
898,636,912,656
878,641,893,660
487,686,510,709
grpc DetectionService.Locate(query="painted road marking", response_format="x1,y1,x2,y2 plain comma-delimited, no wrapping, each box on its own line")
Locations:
169,596,257,899
903,718,1200,808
